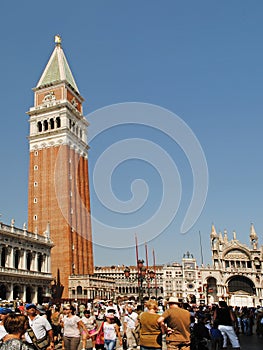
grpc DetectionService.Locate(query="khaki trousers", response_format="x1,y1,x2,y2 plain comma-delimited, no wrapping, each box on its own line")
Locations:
126,327,137,348
166,342,190,350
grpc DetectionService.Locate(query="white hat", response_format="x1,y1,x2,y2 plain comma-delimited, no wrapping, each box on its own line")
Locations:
167,297,180,304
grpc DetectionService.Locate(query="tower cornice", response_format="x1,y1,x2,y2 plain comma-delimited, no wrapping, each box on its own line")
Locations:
28,132,89,154
27,101,88,125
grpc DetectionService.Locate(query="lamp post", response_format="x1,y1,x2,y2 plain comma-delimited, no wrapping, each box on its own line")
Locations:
124,259,155,305
50,269,64,303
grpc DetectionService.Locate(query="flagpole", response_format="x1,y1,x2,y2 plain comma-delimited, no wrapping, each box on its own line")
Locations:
145,243,150,296
153,249,157,299
135,234,140,286
199,230,204,265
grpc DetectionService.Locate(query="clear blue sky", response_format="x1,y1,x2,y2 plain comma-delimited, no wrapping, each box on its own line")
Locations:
0,1,263,267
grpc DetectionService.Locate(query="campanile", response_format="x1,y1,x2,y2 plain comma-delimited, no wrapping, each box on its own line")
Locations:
27,35,94,297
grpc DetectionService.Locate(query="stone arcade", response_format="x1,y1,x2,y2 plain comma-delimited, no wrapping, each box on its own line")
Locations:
0,220,53,303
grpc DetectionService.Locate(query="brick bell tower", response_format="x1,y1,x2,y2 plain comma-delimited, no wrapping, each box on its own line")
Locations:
27,35,94,297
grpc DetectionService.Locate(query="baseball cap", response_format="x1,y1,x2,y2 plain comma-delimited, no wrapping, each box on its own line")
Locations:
0,307,12,314
26,303,37,310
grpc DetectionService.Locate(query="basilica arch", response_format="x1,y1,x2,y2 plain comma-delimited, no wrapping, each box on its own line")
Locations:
227,275,256,307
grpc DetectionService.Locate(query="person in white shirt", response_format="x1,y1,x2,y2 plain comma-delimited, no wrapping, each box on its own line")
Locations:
61,305,90,350
0,308,12,340
103,313,122,350
24,303,54,350
123,305,138,350
81,310,97,350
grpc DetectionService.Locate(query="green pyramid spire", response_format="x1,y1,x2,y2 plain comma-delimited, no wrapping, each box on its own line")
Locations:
36,35,79,93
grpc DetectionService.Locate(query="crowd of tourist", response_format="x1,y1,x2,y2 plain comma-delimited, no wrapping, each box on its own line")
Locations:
0,298,262,350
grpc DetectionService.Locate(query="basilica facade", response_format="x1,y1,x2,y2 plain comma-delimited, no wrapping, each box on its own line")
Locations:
200,224,263,307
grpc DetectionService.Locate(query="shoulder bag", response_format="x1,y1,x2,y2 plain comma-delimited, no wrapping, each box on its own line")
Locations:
95,322,104,345
27,327,49,350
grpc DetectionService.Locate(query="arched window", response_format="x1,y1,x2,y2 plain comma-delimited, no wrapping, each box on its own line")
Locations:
43,120,48,131
26,252,32,270
13,285,20,300
0,247,7,267
37,254,43,272
56,117,61,128
50,118,54,129
77,286,82,295
0,285,7,300
37,121,42,132
14,250,20,269
25,286,32,303
37,286,43,305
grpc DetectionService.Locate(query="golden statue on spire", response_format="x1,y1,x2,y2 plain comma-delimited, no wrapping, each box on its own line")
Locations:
55,34,62,45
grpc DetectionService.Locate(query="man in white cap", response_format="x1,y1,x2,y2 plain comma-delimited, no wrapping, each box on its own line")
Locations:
158,297,190,350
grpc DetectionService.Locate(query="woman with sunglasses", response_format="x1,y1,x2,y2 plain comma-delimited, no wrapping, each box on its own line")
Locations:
61,305,90,350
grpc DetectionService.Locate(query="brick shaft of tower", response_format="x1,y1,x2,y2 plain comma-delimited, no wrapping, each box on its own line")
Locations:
27,36,94,297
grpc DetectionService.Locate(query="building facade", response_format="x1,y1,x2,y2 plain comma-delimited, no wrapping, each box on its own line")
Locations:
67,265,163,303
162,253,203,304
162,262,183,299
89,225,263,307
0,220,53,303
200,224,263,307
80,265,164,303
68,273,116,302
27,35,94,297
